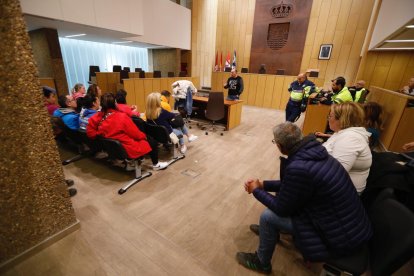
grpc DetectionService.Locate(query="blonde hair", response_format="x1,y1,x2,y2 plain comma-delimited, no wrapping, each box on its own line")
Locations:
331,102,365,130
145,92,162,120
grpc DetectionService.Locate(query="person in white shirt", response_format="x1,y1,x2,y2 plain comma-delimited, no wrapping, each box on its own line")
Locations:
171,80,197,117
322,102,372,194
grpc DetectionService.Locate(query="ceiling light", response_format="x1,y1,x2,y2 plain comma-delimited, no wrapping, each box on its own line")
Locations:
384,39,414,43
65,34,86,38
406,25,414,28
112,41,133,44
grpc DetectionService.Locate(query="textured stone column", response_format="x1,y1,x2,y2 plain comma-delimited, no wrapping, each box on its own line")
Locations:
0,0,77,266
29,28,69,95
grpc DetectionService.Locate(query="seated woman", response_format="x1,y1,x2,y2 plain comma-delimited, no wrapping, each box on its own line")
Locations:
79,94,100,130
86,83,102,98
87,93,168,170
322,102,372,194
145,92,198,154
71,83,86,100
115,89,139,117
43,86,59,115
363,102,383,149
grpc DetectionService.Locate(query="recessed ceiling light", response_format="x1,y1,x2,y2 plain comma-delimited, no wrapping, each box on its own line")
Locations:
406,25,414,28
384,39,414,43
65,34,86,38
112,41,133,44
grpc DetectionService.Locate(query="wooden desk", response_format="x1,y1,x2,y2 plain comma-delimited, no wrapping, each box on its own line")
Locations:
368,86,414,151
302,103,330,135
192,96,243,130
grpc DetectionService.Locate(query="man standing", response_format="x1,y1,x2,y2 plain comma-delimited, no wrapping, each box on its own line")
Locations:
223,69,243,100
286,73,315,122
236,122,372,274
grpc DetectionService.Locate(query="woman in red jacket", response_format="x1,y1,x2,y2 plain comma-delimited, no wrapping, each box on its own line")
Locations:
87,93,168,170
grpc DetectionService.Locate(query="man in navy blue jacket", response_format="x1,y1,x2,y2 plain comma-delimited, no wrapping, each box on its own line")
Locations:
236,122,372,274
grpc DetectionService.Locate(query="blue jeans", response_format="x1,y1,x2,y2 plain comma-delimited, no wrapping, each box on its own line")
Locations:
285,99,301,122
173,87,194,116
172,125,189,145
226,94,239,101
257,209,293,266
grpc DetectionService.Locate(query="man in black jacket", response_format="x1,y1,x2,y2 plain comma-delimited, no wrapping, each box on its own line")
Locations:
223,69,243,100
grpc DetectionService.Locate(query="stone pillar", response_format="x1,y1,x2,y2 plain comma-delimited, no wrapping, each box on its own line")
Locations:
29,28,69,95
0,0,77,268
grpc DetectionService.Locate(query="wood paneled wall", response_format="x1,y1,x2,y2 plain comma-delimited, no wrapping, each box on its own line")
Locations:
299,0,375,88
211,72,323,110
191,0,218,87
123,77,199,112
356,51,414,91
215,0,255,72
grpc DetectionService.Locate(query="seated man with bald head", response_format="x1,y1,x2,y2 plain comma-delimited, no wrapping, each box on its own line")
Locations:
348,80,369,103
400,77,414,96
285,73,315,122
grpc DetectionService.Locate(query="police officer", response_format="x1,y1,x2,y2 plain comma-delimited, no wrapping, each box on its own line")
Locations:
286,73,315,122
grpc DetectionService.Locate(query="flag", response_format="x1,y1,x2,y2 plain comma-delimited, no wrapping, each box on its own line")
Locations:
232,50,236,70
225,51,231,68
214,51,218,71
220,51,223,71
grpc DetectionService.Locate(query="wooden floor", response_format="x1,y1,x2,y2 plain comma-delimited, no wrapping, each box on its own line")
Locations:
3,106,413,276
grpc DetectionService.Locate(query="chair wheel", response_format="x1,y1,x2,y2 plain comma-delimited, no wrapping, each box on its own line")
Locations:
189,126,192,129
205,132,208,135
118,189,126,195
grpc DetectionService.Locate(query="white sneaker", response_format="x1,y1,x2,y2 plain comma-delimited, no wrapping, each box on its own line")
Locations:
153,161,168,170
94,151,108,159
180,145,187,154
188,135,198,142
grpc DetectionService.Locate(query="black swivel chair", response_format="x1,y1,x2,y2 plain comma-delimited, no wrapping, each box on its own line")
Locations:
199,92,226,135
123,67,130,72
167,72,175,77
139,71,145,78
135,67,142,72
276,69,285,75
241,67,249,73
120,69,129,84
224,67,231,72
113,65,122,72
99,137,152,194
179,71,187,77
322,198,414,276
153,70,161,78
89,65,100,81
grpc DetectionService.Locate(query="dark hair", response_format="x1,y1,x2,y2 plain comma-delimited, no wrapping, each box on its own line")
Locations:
43,86,56,98
364,102,383,129
57,95,68,108
334,77,346,88
87,84,99,98
115,89,127,104
161,90,171,97
81,94,98,109
101,93,116,113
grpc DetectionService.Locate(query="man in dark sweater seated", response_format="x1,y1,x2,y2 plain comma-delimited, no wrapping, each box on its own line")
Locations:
236,122,372,274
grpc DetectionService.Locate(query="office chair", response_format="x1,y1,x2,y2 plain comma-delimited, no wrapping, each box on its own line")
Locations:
258,64,266,74
167,72,174,77
123,67,130,72
224,67,231,72
199,92,226,135
89,65,100,81
241,67,248,73
120,69,129,84
153,70,161,78
135,67,142,72
322,198,414,276
276,69,285,75
179,71,187,77
139,71,145,78
113,65,122,72
99,137,152,194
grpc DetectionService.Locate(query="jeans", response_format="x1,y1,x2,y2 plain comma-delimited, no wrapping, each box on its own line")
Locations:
173,87,194,116
257,209,293,266
285,99,301,122
226,94,239,101
172,125,189,145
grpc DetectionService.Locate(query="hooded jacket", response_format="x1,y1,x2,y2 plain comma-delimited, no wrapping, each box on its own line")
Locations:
53,108,80,130
253,136,372,261
323,127,372,193
79,108,98,130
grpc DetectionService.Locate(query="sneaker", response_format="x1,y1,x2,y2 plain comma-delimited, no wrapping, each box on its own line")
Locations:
236,252,272,274
68,188,77,197
153,161,168,171
188,135,198,142
65,179,74,187
125,160,135,171
94,151,108,159
180,144,187,154
250,224,259,236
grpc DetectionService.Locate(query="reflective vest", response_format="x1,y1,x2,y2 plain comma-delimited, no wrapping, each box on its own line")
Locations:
354,88,366,103
290,86,314,101
332,87,353,104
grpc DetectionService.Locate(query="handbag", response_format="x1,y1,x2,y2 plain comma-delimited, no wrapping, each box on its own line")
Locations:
170,114,185,128
169,132,179,144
